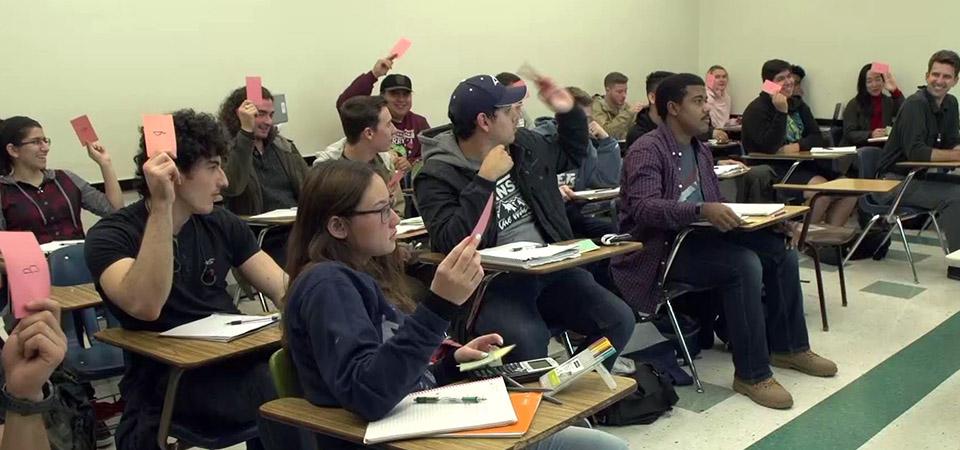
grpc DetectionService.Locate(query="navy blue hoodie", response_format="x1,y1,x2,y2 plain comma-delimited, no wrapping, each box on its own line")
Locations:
284,261,462,425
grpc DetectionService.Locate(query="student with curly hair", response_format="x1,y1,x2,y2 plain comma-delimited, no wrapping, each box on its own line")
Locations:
218,85,309,264
84,109,297,450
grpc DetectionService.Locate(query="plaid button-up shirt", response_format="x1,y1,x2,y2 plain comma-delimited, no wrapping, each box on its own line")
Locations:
611,124,725,313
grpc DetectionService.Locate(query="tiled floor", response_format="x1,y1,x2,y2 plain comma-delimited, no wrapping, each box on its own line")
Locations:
94,230,959,449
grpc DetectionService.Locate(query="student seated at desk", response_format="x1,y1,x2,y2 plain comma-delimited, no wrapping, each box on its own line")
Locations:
414,74,634,366
84,110,297,450
0,116,123,243
611,74,837,410
0,298,67,450
840,63,904,146
705,65,738,129
315,96,408,218
877,50,960,260
218,85,309,265
591,72,641,141
742,59,857,226
283,160,629,450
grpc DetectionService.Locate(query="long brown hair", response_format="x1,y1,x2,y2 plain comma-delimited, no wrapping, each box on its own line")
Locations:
283,160,413,315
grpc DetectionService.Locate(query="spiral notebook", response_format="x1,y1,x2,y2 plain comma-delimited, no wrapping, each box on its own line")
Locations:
363,377,517,444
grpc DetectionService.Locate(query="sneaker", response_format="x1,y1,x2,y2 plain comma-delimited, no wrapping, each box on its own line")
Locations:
95,420,112,449
733,376,793,409
771,350,838,377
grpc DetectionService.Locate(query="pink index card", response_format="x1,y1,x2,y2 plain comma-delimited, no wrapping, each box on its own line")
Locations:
389,38,412,59
471,193,495,239
871,62,890,74
246,76,263,106
0,232,50,319
142,114,177,158
706,73,716,90
70,115,99,146
387,169,406,188
761,80,782,95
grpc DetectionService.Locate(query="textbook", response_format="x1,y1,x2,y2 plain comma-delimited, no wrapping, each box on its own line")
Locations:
396,216,425,235
159,313,279,342
248,208,297,221
810,146,857,155
435,392,542,438
724,203,786,217
478,242,581,269
363,377,516,444
714,164,746,177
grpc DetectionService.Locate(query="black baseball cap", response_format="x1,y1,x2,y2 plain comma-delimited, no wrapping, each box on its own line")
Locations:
380,74,413,93
448,75,527,126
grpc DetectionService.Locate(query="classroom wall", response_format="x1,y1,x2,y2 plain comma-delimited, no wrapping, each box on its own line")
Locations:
1,0,700,182
698,0,960,120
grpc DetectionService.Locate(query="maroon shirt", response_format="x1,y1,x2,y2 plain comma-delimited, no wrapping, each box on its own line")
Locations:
611,125,725,313
871,89,903,130
336,72,431,160
1,171,87,244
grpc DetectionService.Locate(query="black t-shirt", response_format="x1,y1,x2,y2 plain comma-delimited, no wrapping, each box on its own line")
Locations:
85,200,260,332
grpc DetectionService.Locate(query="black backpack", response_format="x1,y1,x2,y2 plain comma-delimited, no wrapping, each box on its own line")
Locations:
593,363,679,426
45,368,96,450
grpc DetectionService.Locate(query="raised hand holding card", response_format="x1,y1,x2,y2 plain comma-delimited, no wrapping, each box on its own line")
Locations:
70,115,99,146
706,73,716,90
389,38,412,59
246,76,263,106
871,62,890,74
761,80,782,95
0,232,51,319
142,114,177,158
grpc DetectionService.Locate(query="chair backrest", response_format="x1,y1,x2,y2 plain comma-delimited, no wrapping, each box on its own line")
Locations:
856,146,885,179
47,244,94,286
269,347,303,398
832,102,843,121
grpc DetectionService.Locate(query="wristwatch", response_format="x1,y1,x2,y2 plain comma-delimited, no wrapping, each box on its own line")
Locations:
1,381,57,416
695,203,704,219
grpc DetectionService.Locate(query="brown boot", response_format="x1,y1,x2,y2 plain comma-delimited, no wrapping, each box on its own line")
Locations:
732,376,794,409
771,350,838,377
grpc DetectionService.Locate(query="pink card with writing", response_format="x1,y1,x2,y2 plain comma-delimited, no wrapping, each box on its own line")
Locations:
70,115,99,146
389,38,412,59
246,76,263,106
871,62,890,74
471,193,495,239
142,114,177,158
387,169,406,188
0,232,50,319
761,80,782,95
706,73,716,90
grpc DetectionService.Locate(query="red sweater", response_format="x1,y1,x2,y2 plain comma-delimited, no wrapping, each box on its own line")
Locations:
871,89,903,130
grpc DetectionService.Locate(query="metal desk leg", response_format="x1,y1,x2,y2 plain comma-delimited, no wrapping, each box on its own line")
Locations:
781,160,803,184
157,368,185,450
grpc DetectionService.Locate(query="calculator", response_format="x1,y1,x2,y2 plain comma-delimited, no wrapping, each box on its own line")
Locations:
467,357,560,383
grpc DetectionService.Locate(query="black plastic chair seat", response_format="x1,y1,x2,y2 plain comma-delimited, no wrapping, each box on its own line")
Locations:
170,421,259,449
64,343,125,381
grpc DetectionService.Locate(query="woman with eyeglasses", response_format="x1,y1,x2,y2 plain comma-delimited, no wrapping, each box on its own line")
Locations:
840,63,904,146
0,116,123,245
282,160,629,449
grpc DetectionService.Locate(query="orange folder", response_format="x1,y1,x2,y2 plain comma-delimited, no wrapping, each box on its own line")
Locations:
437,392,542,438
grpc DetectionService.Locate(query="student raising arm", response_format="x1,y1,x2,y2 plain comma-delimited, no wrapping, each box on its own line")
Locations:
283,160,629,449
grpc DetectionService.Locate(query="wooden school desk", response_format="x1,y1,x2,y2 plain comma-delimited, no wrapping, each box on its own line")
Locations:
774,179,902,329
51,283,102,312
259,371,637,450
741,151,853,184
95,326,282,450
418,240,643,276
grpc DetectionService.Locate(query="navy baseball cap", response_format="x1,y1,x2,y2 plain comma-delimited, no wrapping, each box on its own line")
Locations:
448,75,527,126
380,74,413,93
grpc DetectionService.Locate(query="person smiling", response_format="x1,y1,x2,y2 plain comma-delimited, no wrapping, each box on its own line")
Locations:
840,63,904,146
0,116,123,244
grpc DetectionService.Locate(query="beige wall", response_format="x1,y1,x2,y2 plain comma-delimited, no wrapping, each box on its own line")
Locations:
1,0,700,182
699,0,960,119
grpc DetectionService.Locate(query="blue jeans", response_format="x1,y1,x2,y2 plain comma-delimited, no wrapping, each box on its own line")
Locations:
474,267,634,370
531,426,629,450
667,229,810,383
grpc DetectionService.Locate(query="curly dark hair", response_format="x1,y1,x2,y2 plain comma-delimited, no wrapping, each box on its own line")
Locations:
217,86,277,143
134,109,228,198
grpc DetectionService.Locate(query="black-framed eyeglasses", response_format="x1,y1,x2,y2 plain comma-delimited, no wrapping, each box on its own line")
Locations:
350,197,396,224
19,137,51,147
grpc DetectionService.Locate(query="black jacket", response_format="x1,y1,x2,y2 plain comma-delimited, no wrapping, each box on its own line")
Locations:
742,93,823,153
879,88,959,174
840,93,904,146
413,108,589,253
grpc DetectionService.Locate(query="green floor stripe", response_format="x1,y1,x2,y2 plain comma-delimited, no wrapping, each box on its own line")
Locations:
748,310,960,450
